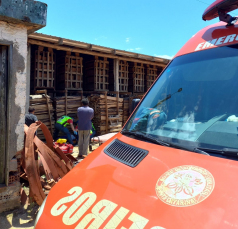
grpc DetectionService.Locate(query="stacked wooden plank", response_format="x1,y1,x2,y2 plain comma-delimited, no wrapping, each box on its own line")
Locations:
30,94,55,141
54,96,83,122
89,94,123,135
123,98,129,125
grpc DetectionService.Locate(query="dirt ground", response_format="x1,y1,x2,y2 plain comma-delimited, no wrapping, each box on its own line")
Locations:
0,144,100,229
0,204,38,229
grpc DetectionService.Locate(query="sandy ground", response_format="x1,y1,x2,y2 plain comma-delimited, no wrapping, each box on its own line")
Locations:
0,143,100,229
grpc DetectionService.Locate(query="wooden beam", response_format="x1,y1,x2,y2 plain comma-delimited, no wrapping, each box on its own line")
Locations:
116,91,119,114
65,89,68,116
46,96,53,135
28,39,167,67
114,59,119,92
109,91,132,95
105,92,108,134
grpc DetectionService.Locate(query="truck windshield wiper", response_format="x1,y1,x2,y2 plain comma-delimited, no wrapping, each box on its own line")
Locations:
197,147,238,157
121,130,209,155
154,88,182,108
121,130,170,147
158,141,209,155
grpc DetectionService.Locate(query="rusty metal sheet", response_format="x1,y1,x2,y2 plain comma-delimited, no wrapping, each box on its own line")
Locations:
34,137,61,180
22,121,74,206
33,122,68,177
25,124,60,181
66,154,78,163
38,122,54,149
38,153,52,180
54,146,73,171
24,123,45,205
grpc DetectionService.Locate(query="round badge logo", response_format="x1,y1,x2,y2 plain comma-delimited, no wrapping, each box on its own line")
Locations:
155,165,215,207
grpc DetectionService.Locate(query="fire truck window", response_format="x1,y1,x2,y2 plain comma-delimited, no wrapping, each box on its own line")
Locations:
124,44,238,153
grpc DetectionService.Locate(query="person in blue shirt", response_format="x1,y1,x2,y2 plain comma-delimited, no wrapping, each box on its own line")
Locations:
77,98,94,159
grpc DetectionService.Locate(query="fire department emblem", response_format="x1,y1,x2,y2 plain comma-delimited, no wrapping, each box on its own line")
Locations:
155,165,215,207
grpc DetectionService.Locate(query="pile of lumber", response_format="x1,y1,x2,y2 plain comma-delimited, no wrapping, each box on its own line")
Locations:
89,94,123,135
54,96,83,122
123,98,129,125
30,94,55,141
54,96,83,137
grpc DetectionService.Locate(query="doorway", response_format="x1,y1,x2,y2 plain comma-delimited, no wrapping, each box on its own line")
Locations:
0,45,8,184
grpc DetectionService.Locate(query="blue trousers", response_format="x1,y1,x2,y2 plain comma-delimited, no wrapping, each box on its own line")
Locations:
53,123,73,144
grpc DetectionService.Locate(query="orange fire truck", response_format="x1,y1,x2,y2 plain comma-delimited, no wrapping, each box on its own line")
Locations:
34,1,238,228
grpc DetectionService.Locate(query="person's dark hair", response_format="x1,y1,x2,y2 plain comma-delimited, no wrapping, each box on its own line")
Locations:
82,98,89,106
28,106,35,113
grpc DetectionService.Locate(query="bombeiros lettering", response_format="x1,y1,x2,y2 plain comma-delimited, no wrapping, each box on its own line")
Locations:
51,186,166,229
63,192,97,225
195,33,238,51
50,166,214,227
51,187,83,216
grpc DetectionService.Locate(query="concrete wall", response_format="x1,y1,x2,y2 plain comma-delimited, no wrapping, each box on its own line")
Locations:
0,21,28,158
0,0,47,213
26,44,31,113
0,21,28,212
0,0,47,34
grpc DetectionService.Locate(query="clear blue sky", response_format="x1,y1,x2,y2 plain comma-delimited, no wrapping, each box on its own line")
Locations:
39,0,238,59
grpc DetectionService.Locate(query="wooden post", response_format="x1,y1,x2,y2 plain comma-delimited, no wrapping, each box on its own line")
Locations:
47,52,49,87
45,90,53,135
67,55,70,89
70,56,73,89
52,51,54,88
116,91,119,115
95,56,98,90
114,59,119,92
41,49,44,87
105,92,108,134
65,89,68,116
37,49,40,89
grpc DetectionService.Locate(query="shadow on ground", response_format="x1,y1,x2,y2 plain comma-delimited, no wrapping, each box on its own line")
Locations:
0,203,39,229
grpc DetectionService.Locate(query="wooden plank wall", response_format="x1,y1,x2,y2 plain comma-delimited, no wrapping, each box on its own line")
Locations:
128,62,145,93
28,45,168,136
84,56,109,91
57,51,83,91
119,60,129,92
145,64,158,91
31,46,55,92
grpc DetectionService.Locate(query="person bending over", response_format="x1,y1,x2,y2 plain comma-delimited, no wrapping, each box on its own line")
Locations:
53,115,77,145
